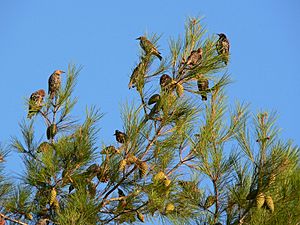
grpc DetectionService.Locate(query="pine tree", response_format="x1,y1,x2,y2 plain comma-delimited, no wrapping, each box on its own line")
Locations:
0,17,298,225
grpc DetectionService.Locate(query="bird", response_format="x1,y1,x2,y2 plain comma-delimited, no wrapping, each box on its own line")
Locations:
160,74,173,91
148,94,161,105
114,130,127,144
128,62,143,89
216,33,230,65
27,89,46,119
36,218,49,225
186,47,203,66
136,36,162,60
197,77,209,101
48,70,65,99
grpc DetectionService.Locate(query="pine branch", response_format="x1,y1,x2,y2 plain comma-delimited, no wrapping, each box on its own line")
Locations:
0,213,28,225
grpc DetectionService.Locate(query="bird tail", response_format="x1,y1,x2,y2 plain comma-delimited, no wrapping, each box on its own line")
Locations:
128,81,134,89
27,112,33,119
154,52,162,61
201,94,207,101
50,92,55,99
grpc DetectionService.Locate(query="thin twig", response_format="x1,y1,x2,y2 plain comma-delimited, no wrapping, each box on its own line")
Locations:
0,213,28,225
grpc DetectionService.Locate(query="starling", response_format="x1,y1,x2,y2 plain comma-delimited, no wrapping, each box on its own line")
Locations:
86,163,101,175
27,89,46,119
114,130,127,144
186,47,203,66
197,77,209,101
148,94,161,105
118,188,125,197
136,36,162,60
204,195,216,209
160,74,173,90
216,33,230,65
48,70,65,99
128,62,143,89
47,124,58,140
36,219,49,225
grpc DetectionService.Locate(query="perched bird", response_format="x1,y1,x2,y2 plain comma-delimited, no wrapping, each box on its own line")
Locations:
204,195,216,209
197,77,209,101
160,74,173,90
36,218,49,225
128,62,143,89
48,70,65,99
114,130,127,144
136,36,162,60
148,94,161,105
216,33,230,65
186,47,203,66
27,89,46,119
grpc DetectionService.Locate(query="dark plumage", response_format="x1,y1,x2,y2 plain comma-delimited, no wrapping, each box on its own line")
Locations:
48,70,65,99
148,94,161,105
216,33,230,65
160,74,173,90
128,62,143,89
27,89,46,119
136,36,162,60
114,130,127,144
197,77,209,101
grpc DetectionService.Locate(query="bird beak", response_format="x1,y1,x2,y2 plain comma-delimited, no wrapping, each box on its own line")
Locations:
136,37,140,40
61,71,65,73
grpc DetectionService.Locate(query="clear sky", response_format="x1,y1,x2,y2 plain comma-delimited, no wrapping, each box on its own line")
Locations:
0,0,299,195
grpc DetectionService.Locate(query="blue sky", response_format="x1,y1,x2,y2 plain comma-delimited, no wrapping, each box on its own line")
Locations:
0,0,299,196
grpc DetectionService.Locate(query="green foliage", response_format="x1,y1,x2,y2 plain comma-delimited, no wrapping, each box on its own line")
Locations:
0,17,298,225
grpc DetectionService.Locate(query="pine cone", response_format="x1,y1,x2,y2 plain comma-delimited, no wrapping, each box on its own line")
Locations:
164,179,171,187
127,154,138,164
265,195,274,213
138,161,148,178
119,159,127,172
268,173,276,186
165,203,175,213
101,145,119,154
256,193,265,209
49,188,57,206
152,171,166,183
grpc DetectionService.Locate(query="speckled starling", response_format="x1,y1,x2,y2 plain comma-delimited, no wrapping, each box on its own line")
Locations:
197,77,209,101
36,219,49,225
148,94,161,105
48,70,65,99
128,62,143,89
216,33,230,65
160,74,173,90
136,36,162,60
114,130,127,144
186,47,203,66
27,89,46,119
